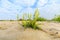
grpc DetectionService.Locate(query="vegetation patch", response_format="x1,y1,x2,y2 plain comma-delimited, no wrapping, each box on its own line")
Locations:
22,9,42,30
52,15,60,22
37,17,47,21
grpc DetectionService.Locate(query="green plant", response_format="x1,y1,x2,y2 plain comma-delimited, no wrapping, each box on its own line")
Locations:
22,13,27,28
52,15,60,22
22,9,41,30
37,17,47,21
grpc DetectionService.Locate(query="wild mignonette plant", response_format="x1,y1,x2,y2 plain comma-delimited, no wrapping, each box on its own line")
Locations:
22,9,42,30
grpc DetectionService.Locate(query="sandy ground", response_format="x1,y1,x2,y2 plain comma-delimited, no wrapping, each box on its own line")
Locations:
0,21,60,40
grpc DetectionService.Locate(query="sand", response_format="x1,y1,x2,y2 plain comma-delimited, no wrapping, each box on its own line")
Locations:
0,21,60,40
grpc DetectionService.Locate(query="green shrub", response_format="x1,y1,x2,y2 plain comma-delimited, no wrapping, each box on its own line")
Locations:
52,15,60,22
22,9,41,30
37,17,47,21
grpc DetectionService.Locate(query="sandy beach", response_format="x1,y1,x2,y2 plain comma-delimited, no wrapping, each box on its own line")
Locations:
0,21,60,40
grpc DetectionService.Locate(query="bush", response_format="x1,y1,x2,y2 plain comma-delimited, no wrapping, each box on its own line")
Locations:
52,15,60,22
37,17,47,21
22,9,42,30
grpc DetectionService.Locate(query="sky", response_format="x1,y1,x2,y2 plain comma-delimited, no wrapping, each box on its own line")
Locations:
0,0,60,20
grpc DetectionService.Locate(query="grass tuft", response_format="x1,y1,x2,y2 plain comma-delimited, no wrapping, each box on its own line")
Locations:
22,9,42,30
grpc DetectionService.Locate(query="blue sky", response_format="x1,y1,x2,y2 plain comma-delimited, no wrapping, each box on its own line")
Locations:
0,0,60,20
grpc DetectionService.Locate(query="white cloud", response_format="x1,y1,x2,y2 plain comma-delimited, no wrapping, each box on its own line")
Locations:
0,0,23,14
39,4,60,19
20,0,35,6
0,0,60,20
20,7,35,16
37,0,48,7
0,0,36,14
8,0,36,7
36,0,60,19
